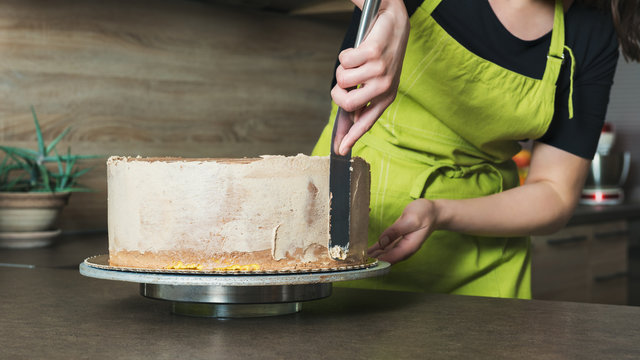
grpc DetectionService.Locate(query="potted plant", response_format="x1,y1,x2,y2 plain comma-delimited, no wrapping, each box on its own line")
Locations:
0,107,100,248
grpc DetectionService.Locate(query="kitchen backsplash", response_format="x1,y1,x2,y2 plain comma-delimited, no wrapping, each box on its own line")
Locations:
0,0,344,230
606,58,640,202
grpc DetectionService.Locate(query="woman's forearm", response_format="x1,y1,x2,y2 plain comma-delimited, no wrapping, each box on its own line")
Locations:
435,143,590,237
434,181,578,237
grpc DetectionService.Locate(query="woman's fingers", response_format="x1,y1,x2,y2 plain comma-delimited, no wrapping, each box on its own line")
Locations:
377,230,429,264
367,234,402,255
335,59,385,90
332,76,392,113
338,48,368,70
338,40,385,70
338,99,389,155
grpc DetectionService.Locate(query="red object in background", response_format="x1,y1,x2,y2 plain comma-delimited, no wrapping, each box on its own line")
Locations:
512,149,531,168
512,149,531,186
580,188,623,205
602,122,614,133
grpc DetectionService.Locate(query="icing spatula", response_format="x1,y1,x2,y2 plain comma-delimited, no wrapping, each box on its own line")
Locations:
329,0,380,260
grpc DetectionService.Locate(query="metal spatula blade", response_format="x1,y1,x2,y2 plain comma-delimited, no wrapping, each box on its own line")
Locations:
329,0,380,260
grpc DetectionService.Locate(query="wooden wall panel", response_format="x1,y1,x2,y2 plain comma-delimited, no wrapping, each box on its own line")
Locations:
0,0,346,230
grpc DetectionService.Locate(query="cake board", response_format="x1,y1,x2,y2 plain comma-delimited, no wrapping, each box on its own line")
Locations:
79,255,391,318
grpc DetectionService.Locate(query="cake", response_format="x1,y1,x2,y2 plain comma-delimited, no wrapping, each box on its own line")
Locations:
107,154,371,272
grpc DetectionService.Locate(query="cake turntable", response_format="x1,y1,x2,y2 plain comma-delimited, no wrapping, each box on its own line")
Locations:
79,255,390,318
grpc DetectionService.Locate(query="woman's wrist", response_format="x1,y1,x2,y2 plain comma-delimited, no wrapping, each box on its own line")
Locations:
431,198,451,232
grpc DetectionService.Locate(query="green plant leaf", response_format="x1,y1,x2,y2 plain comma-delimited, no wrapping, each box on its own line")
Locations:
4,174,27,191
44,154,102,162
37,164,52,192
57,187,95,193
58,149,74,190
54,149,64,175
0,146,39,159
6,152,32,172
0,156,9,182
71,166,93,179
65,151,76,178
31,106,46,158
46,127,71,156
58,167,69,190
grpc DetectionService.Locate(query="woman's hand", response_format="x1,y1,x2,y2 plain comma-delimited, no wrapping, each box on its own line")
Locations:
333,0,410,155
368,198,439,264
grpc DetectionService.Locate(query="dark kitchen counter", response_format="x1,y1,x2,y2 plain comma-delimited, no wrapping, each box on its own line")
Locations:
568,202,640,226
1,234,640,359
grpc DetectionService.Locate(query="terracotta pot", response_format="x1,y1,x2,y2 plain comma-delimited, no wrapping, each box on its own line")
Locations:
0,192,71,232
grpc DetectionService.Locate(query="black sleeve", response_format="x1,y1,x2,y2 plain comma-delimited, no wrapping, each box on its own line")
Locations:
538,9,620,159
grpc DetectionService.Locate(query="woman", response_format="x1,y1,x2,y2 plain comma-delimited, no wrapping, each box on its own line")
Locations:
312,0,640,297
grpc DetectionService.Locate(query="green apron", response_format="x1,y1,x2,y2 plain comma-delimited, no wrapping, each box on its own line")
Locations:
312,0,568,298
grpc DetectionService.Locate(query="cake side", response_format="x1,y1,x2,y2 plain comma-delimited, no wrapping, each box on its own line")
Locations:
107,154,370,271
348,157,371,263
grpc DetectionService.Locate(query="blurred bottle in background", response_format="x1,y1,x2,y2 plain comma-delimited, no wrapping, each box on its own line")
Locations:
512,148,531,186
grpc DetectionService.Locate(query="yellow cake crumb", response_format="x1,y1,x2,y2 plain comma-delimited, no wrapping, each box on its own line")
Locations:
165,260,260,271
213,263,261,271
166,261,203,270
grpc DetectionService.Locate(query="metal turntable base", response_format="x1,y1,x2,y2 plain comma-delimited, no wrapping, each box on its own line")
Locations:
79,255,390,318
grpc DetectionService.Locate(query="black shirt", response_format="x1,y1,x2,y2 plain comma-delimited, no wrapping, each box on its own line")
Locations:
334,0,619,159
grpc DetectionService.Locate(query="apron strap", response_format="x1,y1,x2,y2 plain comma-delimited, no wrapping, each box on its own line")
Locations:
422,0,444,15
564,45,576,119
359,133,505,199
542,0,575,119
542,0,566,84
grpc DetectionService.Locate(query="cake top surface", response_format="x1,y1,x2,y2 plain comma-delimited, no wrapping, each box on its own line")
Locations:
108,155,261,164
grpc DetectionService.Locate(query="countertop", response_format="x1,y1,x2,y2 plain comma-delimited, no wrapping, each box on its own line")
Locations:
568,202,640,226
1,234,640,359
